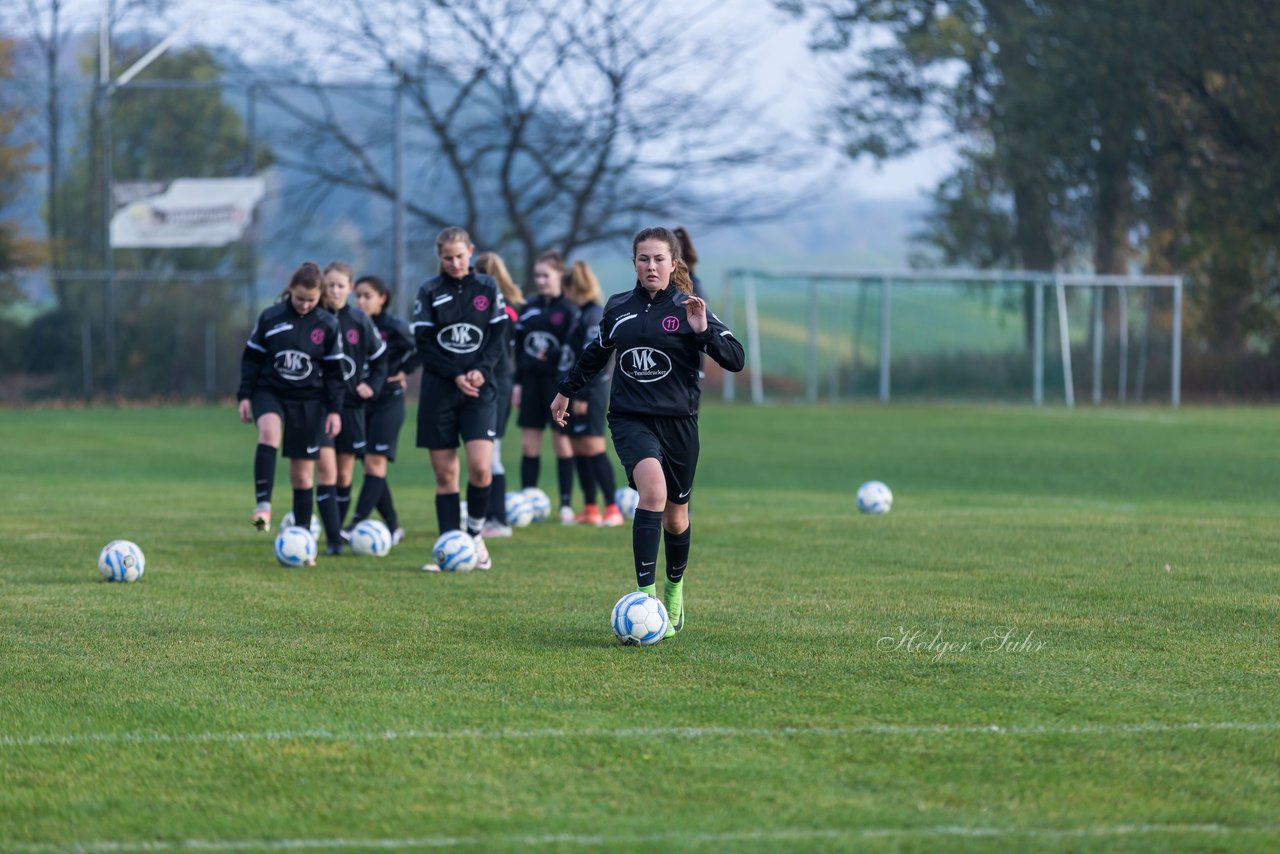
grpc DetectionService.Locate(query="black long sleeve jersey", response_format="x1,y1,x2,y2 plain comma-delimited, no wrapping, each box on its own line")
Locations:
514,293,580,382
410,270,508,384
238,300,346,413
330,304,389,407
558,284,745,417
370,312,419,403
564,301,612,392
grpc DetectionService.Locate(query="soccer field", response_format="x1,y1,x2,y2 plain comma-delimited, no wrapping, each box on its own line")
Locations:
2,403,1278,852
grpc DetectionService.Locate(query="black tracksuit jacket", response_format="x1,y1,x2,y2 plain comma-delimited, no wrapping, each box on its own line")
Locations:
238,300,346,413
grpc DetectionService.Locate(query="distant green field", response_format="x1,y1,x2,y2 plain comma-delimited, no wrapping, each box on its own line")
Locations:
2,403,1278,852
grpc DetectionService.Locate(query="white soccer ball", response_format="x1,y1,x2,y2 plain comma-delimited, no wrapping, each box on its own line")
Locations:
611,592,669,646
98,539,145,583
522,487,552,522
614,487,640,520
505,491,535,527
275,526,317,567
856,480,893,515
280,511,321,540
350,519,393,556
433,530,478,572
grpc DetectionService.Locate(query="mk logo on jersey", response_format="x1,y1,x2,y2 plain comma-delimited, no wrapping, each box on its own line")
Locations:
619,347,672,383
274,350,315,381
438,322,483,354
523,331,559,359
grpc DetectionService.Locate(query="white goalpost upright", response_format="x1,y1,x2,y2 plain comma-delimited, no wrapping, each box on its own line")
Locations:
722,269,1183,407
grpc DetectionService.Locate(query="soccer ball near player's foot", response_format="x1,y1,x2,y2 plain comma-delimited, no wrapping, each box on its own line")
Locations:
349,519,393,556
98,539,145,583
275,526,317,567
522,488,552,522
856,480,893,515
432,530,478,572
505,492,535,528
611,592,669,646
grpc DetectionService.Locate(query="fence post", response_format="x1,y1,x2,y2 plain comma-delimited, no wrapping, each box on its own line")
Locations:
1117,286,1128,404
1033,281,1044,405
744,272,764,405
1055,274,1074,408
205,320,217,396
1171,278,1182,407
1091,285,1103,404
878,277,891,403
82,320,94,400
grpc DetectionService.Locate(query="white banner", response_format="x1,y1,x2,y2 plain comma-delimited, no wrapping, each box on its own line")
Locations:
110,177,266,248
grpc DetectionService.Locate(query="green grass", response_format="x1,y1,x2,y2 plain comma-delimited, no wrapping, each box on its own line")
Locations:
2,403,1279,852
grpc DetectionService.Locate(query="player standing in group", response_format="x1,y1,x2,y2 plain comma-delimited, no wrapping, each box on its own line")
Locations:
313,261,387,555
343,274,418,544
552,227,744,638
238,262,345,561
474,252,524,538
513,250,580,523
562,260,624,527
412,227,509,571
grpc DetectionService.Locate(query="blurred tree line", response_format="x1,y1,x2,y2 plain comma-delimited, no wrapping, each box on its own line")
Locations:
784,0,1280,374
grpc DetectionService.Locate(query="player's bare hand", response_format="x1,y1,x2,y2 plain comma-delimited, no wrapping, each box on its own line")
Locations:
325,412,342,438
389,371,407,390
356,382,374,400
238,399,253,424
550,393,570,427
455,374,480,398
686,296,708,333
465,369,485,389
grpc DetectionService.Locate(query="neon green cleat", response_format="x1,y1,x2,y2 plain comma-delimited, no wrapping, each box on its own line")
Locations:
663,579,683,638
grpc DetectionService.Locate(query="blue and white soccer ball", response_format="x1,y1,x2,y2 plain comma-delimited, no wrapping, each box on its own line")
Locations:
98,539,145,583
350,519,393,556
275,526,317,567
856,480,893,515
280,511,321,540
611,592,669,646
433,530,478,572
522,487,552,522
505,491,535,528
614,487,640,520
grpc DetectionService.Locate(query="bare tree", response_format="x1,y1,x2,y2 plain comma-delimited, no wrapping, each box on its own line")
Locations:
249,0,814,281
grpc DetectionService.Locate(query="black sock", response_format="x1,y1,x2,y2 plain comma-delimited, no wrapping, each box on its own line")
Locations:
632,508,663,588
591,453,617,504
378,483,398,530
351,475,385,526
520,455,540,491
336,484,352,527
665,526,691,584
292,487,313,531
317,484,343,548
435,492,461,535
254,444,276,503
466,481,491,536
575,455,597,504
488,472,507,521
557,456,575,507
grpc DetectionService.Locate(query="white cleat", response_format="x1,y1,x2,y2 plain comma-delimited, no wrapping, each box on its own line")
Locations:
559,505,577,526
391,527,405,546
472,534,492,570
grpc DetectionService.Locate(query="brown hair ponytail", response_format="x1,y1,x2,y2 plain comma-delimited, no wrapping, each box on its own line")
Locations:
671,259,694,296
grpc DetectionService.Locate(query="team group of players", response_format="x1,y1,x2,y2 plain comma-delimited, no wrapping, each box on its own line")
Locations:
237,225,743,638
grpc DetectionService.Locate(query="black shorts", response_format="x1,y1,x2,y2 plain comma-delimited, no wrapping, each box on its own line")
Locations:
416,376,497,450
568,384,608,439
320,404,367,455
493,371,514,441
252,390,324,460
607,413,699,504
517,373,568,433
364,390,406,461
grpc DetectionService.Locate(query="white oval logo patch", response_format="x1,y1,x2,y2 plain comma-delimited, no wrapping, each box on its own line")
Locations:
523,330,560,360
338,353,357,382
274,350,314,381
438,323,483,354
619,347,672,383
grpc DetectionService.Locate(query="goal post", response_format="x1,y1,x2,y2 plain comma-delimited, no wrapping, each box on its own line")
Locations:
721,269,1183,407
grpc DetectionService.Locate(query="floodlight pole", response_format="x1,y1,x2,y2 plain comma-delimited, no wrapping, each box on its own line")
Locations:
878,278,891,403
1032,282,1045,405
